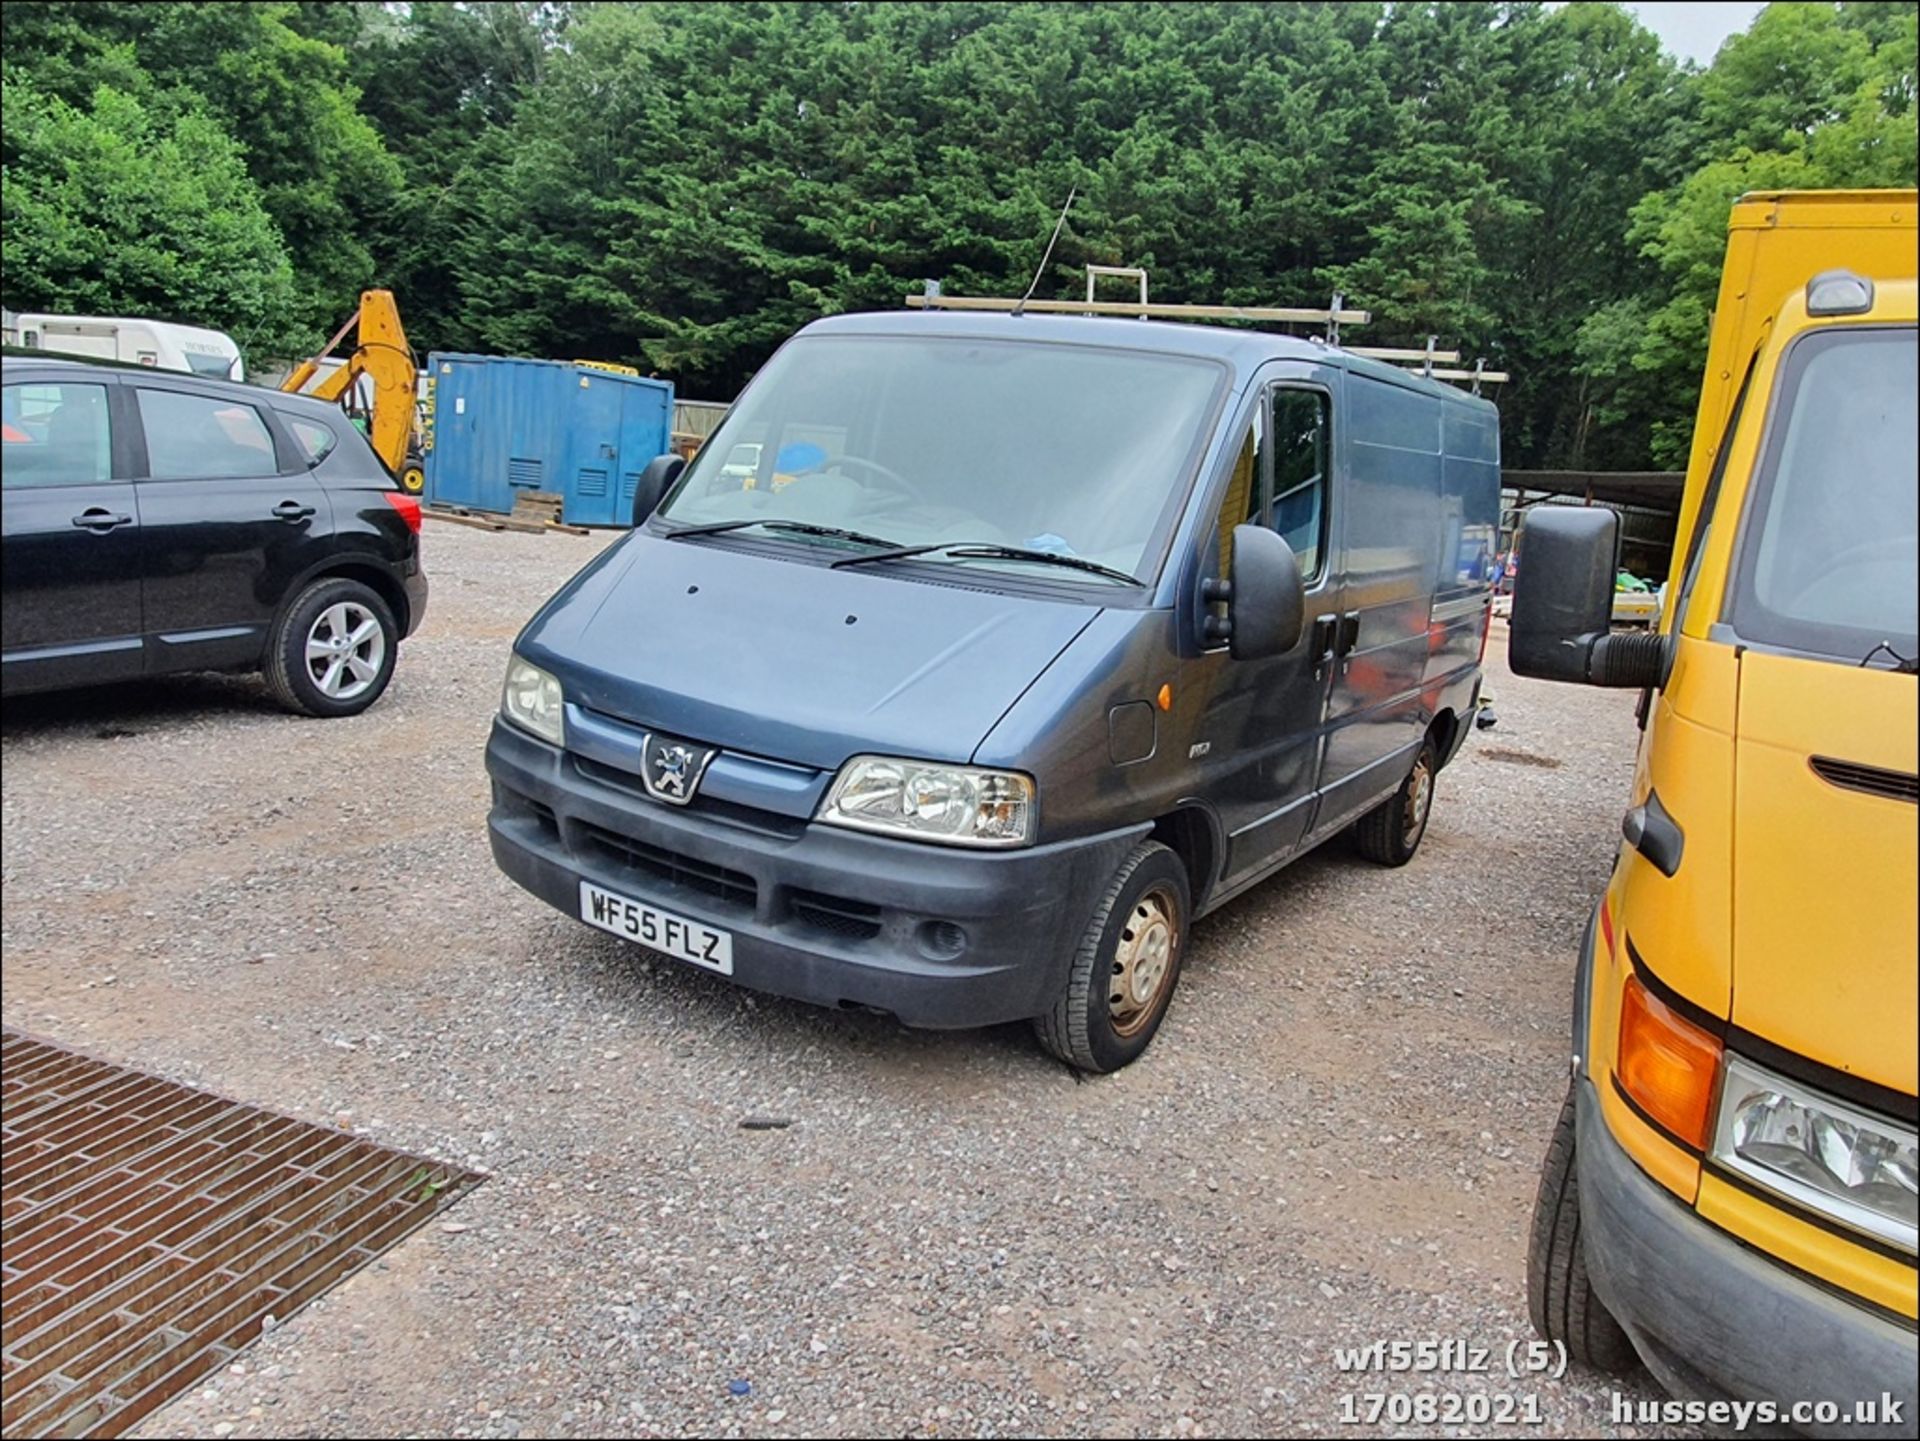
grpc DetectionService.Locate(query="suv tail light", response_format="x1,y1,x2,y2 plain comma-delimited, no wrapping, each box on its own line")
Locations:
382,491,422,535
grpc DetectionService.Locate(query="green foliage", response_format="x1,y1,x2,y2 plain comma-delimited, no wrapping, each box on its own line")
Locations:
1,75,300,353
1584,0,1917,467
3,0,1913,467
1,0,400,350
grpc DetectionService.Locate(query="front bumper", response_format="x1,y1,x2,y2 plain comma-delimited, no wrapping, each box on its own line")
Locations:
1574,1078,1917,1436
484,718,1145,1028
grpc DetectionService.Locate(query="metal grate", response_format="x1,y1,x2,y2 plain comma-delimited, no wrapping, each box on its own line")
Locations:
789,890,883,941
578,821,757,914
507,457,542,488
1,1030,481,1440
576,467,608,496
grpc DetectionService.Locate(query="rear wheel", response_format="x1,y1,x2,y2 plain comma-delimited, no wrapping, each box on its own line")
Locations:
265,577,398,718
1353,738,1435,866
1526,1085,1639,1373
399,455,426,495
1033,841,1189,1074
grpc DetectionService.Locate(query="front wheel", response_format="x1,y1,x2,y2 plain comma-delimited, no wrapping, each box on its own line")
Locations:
399,455,427,495
1526,1085,1639,1373
1353,738,1435,866
1033,841,1190,1073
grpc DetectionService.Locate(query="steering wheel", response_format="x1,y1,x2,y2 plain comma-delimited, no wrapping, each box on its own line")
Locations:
1778,535,1918,614
828,453,924,502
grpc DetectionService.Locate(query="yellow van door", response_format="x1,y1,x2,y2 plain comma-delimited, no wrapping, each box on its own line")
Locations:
1730,649,1918,1097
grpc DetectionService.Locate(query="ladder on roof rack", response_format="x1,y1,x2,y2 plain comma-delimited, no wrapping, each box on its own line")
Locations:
908,266,1509,392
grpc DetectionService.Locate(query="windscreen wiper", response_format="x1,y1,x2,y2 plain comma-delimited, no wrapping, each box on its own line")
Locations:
832,540,1138,585
829,541,1136,587
1859,639,1920,674
664,518,901,549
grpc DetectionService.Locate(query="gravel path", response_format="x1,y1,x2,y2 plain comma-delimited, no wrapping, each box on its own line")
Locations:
1,523,1687,1438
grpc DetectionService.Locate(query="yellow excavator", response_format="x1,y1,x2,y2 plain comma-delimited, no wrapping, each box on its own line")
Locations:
279,288,426,494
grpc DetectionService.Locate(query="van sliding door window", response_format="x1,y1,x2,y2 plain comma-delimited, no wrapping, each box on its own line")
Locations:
1269,387,1329,583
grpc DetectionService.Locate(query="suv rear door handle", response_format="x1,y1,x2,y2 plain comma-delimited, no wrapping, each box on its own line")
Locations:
71,507,133,532
272,500,316,522
1337,610,1361,654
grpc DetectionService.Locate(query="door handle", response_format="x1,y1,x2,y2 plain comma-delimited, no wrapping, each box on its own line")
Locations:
272,500,317,522
1337,610,1361,654
1311,614,1338,665
70,508,133,532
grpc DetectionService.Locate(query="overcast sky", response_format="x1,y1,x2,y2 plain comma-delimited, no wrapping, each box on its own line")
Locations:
1622,1,1766,66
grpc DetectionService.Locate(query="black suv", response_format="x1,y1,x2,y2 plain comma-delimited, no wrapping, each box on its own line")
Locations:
2,354,428,716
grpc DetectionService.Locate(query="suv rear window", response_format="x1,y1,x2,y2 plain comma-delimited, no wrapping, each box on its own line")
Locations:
136,388,277,480
286,415,339,465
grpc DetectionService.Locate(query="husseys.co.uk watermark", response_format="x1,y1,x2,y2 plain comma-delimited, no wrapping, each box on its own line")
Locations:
1611,1391,1907,1432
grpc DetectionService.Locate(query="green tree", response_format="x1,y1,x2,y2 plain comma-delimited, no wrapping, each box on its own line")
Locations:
1582,1,1917,467
1,76,300,353
1,0,401,347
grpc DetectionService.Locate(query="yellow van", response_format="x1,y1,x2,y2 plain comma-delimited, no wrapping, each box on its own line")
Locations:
1510,190,1917,1429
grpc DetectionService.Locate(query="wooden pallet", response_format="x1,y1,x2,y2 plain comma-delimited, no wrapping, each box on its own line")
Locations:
423,507,505,532
427,499,591,537
510,491,592,536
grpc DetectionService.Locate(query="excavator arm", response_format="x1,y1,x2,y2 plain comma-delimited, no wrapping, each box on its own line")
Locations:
281,290,422,491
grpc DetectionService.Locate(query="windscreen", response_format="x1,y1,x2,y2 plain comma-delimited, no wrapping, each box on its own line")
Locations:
657,334,1224,580
1729,326,1918,662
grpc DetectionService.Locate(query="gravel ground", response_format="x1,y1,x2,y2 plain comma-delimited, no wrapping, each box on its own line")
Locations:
1,522,1689,1439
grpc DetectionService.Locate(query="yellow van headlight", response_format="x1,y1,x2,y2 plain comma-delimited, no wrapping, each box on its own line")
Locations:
818,756,1035,847
1711,1053,1918,1256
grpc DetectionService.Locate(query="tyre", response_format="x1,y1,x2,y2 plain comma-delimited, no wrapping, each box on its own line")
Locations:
265,577,399,718
1526,1085,1640,1373
1033,841,1189,1073
400,461,426,495
1353,737,1435,866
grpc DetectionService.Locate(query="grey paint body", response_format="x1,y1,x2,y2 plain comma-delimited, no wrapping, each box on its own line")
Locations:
487,312,1497,1025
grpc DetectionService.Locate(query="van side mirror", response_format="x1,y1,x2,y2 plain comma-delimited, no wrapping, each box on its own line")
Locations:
1211,524,1305,660
631,453,685,526
1510,505,1668,689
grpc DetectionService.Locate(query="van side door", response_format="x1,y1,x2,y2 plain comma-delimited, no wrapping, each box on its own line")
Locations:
1314,372,1445,832
1200,373,1343,883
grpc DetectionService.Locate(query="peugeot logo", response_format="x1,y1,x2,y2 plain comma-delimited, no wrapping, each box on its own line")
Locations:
639,733,715,806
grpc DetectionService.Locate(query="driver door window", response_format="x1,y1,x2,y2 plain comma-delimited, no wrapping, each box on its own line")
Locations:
1269,387,1329,583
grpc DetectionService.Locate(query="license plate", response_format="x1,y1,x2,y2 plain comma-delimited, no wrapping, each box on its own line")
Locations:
578,880,733,975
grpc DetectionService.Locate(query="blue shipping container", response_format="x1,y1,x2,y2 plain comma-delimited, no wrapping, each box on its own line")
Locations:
422,353,674,527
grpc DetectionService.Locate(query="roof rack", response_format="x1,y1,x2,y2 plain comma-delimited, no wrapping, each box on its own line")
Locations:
908,266,1508,392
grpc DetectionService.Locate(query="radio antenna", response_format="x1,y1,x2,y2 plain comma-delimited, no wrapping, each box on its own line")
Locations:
1011,186,1076,317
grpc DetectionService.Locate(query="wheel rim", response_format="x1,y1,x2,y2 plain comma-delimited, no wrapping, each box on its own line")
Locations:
1109,884,1179,1038
401,466,425,495
304,601,386,701
1404,755,1434,845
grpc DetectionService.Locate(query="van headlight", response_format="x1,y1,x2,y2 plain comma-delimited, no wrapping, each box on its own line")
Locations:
500,655,565,746
1711,1053,1918,1256
818,756,1035,847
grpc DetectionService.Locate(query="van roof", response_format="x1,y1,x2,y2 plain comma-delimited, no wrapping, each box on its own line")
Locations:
803,309,1498,412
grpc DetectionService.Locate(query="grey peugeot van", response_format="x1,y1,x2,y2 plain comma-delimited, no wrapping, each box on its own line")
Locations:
485,311,1498,1070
